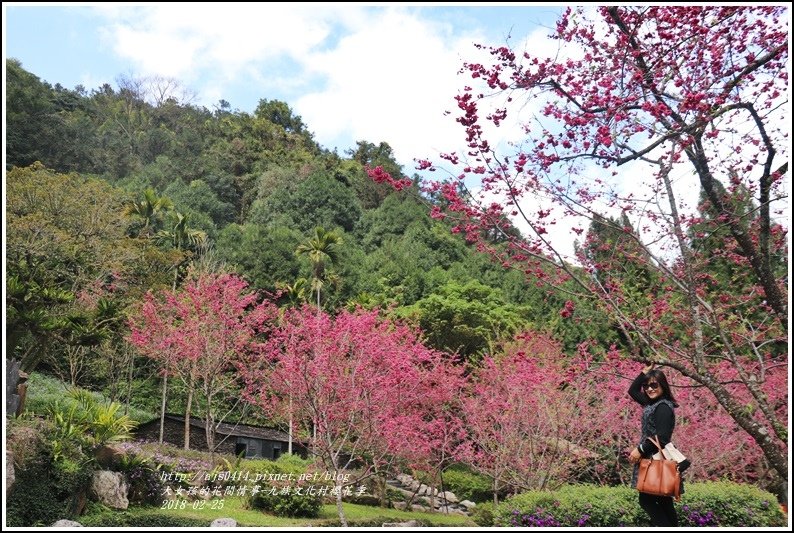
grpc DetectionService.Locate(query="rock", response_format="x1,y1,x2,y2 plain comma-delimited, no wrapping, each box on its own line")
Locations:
435,505,468,515
438,490,458,503
90,470,129,510
382,519,420,527
410,504,429,513
459,499,477,510
210,518,237,527
6,359,22,416
6,451,15,493
95,444,126,469
396,474,413,485
51,520,83,527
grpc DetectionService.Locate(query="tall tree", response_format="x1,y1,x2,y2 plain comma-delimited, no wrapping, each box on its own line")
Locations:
6,164,152,371
458,331,594,502
5,58,58,168
295,227,342,309
123,188,173,237
376,6,788,486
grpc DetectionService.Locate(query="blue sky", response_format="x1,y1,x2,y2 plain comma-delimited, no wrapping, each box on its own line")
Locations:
4,3,564,166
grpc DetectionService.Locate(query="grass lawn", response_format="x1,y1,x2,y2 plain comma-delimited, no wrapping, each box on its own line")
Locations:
85,496,476,527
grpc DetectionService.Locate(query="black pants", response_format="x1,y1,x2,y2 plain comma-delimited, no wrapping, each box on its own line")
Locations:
639,492,678,526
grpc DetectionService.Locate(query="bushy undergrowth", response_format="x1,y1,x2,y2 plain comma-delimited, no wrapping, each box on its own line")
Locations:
441,465,496,503
242,455,323,518
6,418,94,527
24,372,154,424
676,481,785,527
490,482,786,527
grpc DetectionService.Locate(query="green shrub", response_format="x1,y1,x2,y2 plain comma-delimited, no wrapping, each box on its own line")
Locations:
493,482,786,527
6,420,94,527
470,501,496,526
442,466,494,503
677,481,786,527
117,454,164,505
245,479,323,518
241,455,323,518
386,486,407,503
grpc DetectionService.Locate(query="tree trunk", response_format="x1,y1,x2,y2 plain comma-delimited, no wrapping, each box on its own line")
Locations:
184,387,193,450
335,479,347,527
124,352,134,416
288,395,293,455
205,395,216,455
159,373,168,444
493,477,499,506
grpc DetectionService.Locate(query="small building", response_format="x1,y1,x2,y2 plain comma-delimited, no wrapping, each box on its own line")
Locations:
135,414,307,459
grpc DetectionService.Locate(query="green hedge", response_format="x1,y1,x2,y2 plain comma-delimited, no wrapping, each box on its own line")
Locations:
677,481,785,527
470,501,496,527
491,482,786,527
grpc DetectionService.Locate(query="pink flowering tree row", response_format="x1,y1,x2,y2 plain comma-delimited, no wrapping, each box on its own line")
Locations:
128,275,786,512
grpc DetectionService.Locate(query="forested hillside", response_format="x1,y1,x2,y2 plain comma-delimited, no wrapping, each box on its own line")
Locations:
6,58,622,412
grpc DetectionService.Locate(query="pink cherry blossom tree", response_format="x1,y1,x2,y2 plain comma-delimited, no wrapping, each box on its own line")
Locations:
457,331,598,503
373,6,788,486
240,305,462,526
129,271,275,450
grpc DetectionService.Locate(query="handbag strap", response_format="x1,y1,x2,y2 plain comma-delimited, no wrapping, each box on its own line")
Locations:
646,435,670,459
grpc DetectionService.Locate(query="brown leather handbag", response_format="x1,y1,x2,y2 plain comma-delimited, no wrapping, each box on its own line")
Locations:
636,435,681,501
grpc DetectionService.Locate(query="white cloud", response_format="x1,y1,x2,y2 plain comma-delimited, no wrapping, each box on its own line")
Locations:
93,5,560,167
96,4,338,100
295,8,475,163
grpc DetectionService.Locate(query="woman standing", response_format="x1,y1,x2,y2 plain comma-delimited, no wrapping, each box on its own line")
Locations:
627,363,679,527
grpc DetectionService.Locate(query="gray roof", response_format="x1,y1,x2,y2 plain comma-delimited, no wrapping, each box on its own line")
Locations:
159,415,292,443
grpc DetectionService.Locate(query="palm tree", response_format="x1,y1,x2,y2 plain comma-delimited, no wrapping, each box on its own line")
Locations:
294,227,342,454
277,277,309,307
123,188,173,237
155,212,208,251
154,212,208,290
295,227,342,310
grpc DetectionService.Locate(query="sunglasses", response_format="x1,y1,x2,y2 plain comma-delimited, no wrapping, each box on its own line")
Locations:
643,383,660,391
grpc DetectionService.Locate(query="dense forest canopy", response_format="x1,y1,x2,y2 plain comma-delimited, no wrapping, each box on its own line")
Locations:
7,57,623,398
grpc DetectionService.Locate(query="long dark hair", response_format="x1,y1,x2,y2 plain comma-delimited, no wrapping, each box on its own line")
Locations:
645,369,678,406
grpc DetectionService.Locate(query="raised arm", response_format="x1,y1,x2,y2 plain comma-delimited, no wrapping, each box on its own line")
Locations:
628,363,654,405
